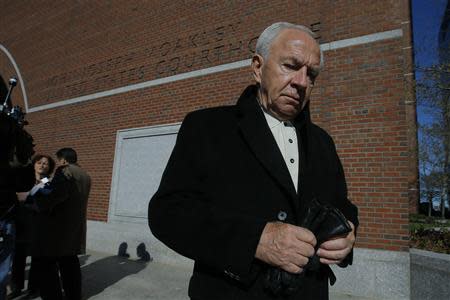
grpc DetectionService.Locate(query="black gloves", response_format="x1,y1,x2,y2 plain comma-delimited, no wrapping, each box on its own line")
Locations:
263,197,352,296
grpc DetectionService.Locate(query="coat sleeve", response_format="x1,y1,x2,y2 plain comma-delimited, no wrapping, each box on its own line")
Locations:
148,112,266,283
31,171,71,213
334,149,359,267
335,155,359,227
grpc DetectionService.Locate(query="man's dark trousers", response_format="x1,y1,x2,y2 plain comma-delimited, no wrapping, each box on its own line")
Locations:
35,255,81,300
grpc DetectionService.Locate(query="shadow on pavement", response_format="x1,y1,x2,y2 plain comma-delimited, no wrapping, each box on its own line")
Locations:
81,255,147,300
79,254,91,267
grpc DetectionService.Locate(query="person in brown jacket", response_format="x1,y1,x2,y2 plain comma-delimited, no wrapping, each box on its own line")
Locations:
57,148,91,255
54,148,91,299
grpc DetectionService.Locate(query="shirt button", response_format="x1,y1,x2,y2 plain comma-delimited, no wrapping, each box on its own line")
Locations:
288,139,293,143
277,211,287,221
290,158,295,163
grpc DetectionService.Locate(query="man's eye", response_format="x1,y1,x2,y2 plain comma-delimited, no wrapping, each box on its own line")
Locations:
307,70,318,81
283,63,297,70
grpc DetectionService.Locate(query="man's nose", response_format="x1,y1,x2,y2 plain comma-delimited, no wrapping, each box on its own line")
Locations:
291,66,308,88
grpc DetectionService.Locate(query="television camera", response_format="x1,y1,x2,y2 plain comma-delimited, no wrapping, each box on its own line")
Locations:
0,75,34,170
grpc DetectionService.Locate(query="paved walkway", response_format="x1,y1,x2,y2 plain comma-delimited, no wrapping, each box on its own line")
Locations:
9,250,376,300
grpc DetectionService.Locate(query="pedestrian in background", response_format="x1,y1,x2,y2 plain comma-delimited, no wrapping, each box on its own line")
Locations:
22,148,90,300
10,154,55,299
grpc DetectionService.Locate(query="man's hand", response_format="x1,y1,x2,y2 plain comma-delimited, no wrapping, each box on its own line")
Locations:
316,221,355,265
255,222,316,274
16,192,29,202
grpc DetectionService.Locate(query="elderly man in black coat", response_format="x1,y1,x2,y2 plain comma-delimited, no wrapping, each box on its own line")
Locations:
148,22,358,300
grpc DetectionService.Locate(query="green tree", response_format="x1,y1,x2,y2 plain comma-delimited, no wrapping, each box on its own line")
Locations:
417,61,450,219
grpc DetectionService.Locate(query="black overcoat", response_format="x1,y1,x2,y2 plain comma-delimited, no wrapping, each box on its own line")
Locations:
148,85,358,300
29,167,84,257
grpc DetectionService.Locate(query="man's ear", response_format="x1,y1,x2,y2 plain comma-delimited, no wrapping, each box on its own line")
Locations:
251,54,264,84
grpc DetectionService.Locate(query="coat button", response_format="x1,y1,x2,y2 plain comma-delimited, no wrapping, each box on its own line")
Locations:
277,211,287,221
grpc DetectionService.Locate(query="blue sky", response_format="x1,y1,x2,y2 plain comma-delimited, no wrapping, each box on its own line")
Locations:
412,0,449,207
412,0,448,125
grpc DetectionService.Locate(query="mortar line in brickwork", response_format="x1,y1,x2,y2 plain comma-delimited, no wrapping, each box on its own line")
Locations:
26,29,403,113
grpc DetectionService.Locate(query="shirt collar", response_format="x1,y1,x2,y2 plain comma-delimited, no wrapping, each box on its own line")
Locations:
259,106,294,129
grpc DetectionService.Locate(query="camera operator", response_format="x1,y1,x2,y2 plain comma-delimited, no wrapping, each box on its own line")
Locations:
0,116,34,300
0,76,34,300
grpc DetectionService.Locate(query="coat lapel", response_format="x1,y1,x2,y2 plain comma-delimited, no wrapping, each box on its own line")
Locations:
236,86,298,204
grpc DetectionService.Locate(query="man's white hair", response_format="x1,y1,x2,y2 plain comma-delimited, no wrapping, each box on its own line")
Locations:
255,22,324,69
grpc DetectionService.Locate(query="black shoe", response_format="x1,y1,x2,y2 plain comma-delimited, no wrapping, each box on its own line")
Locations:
7,289,23,300
23,289,40,299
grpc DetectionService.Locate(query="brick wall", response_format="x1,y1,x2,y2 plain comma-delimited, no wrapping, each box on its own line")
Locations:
0,0,416,251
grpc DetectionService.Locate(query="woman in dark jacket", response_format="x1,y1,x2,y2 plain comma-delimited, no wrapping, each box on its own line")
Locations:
10,154,55,298
25,165,83,300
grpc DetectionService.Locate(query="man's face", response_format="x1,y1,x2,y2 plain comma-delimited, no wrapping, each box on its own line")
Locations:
252,29,321,121
56,157,68,167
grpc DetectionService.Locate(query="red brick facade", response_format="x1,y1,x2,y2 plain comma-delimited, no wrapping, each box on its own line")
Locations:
0,0,416,251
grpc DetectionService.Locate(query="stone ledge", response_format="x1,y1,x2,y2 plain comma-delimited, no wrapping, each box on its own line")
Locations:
410,248,450,300
330,248,409,300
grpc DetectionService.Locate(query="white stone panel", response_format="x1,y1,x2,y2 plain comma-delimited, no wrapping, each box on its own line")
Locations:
109,124,180,223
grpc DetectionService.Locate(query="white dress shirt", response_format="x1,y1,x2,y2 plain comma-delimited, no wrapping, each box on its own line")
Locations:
261,109,299,192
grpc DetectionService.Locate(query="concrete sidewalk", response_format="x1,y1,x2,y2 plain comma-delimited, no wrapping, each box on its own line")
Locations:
10,250,376,300
79,250,375,300
8,250,190,300
80,250,190,300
